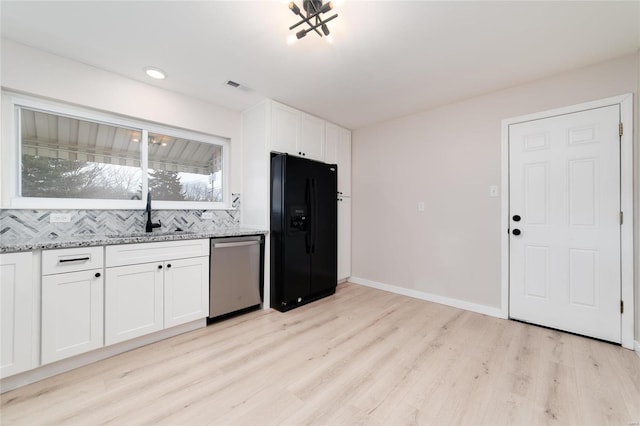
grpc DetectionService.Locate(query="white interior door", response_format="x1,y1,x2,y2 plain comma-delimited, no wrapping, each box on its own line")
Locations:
509,105,621,343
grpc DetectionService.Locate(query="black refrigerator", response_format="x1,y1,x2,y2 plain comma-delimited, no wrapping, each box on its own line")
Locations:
270,153,337,312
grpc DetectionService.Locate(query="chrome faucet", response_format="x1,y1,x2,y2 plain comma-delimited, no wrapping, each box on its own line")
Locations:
145,191,161,232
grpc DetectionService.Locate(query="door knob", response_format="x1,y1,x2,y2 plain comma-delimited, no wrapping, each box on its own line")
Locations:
512,229,521,236
513,215,521,222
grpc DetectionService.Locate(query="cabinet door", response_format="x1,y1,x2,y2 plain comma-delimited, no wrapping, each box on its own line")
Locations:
105,263,163,345
41,269,104,364
271,102,299,155
1,252,35,378
324,122,339,164
299,112,325,161
325,123,351,196
337,128,352,196
337,197,351,281
164,256,209,328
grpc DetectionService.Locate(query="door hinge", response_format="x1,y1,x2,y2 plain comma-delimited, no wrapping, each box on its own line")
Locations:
619,122,623,137
620,300,624,314
620,211,623,225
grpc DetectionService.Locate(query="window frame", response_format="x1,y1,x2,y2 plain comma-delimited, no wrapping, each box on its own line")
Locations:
1,93,231,210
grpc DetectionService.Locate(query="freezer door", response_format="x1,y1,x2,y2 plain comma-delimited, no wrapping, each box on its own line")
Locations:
271,154,311,308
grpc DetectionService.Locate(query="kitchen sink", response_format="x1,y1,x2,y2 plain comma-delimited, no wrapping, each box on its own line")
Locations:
105,230,196,238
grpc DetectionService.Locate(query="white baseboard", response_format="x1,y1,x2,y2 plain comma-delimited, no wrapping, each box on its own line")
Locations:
635,340,640,359
349,276,504,319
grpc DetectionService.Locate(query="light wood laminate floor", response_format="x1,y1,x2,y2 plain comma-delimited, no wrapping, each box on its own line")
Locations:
2,283,639,425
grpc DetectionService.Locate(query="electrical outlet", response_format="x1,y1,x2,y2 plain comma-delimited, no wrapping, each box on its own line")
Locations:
417,201,425,212
489,185,499,197
50,213,71,223
201,212,214,219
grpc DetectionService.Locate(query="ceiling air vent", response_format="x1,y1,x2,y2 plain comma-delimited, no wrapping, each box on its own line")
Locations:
225,80,251,91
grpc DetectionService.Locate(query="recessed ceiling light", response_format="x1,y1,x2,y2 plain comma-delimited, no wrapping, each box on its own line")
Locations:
144,67,166,80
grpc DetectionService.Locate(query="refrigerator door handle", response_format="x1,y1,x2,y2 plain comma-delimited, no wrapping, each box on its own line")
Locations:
305,178,312,254
311,178,318,253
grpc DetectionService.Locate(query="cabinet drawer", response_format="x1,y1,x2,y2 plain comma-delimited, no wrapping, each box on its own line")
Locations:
106,239,209,267
42,246,104,275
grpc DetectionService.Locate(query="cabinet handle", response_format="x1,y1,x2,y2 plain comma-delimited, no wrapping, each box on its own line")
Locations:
59,257,90,263
158,265,163,269
167,264,172,268
95,272,101,278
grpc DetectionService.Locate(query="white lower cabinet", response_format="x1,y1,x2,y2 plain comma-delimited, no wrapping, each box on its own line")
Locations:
1,252,36,378
41,269,104,364
164,256,209,328
105,239,210,345
40,246,104,365
105,263,164,345
1,240,210,382
338,196,351,281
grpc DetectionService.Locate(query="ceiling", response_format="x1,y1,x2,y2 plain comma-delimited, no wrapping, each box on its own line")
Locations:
1,1,639,130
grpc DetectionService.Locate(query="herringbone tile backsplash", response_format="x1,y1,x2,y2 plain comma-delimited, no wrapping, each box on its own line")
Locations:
0,194,241,241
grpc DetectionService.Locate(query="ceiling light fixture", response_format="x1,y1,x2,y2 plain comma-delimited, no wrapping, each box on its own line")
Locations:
144,67,166,80
288,0,338,40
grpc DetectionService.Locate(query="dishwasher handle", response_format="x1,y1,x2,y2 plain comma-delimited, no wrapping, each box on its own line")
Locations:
212,240,261,249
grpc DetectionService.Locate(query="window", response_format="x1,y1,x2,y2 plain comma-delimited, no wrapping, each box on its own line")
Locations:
2,94,230,209
20,108,143,201
148,132,224,203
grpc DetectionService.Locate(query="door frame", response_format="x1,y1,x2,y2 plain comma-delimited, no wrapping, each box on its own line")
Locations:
500,93,634,349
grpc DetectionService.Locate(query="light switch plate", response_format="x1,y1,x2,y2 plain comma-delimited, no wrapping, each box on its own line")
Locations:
489,185,499,197
201,212,214,219
50,213,71,223
417,201,425,212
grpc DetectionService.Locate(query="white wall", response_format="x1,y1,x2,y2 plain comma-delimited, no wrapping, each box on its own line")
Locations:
352,53,639,340
0,39,243,195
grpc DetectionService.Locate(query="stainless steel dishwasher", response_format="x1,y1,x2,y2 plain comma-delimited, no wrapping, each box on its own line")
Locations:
209,235,264,319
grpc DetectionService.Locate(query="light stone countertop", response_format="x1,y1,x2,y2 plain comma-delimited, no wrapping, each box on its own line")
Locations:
0,228,268,253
